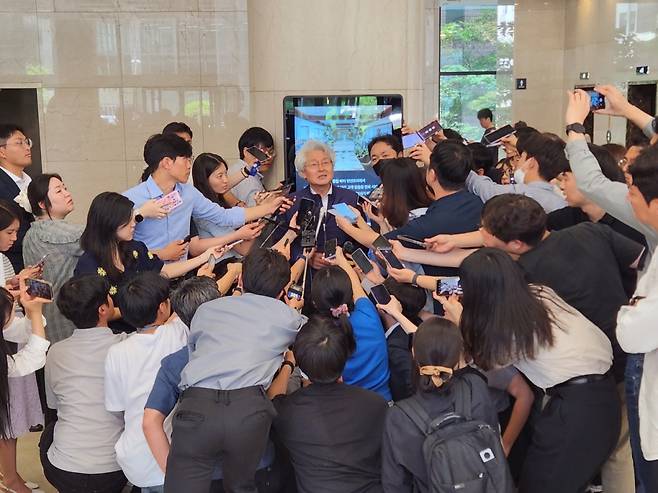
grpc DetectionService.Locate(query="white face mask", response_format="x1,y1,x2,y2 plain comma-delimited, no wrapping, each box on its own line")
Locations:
513,168,525,185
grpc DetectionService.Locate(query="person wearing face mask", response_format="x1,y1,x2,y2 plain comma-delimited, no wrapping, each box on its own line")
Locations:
465,132,567,213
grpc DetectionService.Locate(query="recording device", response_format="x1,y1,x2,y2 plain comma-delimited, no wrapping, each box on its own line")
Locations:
268,183,294,195
482,124,516,147
372,235,392,251
351,248,373,274
379,249,404,269
246,146,269,162
396,235,427,248
436,276,463,297
298,198,319,248
329,203,358,223
226,239,244,249
34,254,50,270
357,195,380,216
25,278,53,300
342,241,356,255
370,284,392,305
287,283,303,301
324,238,337,259
402,120,443,149
587,90,606,111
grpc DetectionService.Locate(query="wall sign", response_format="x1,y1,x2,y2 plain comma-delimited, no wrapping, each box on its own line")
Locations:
579,72,590,80
516,78,527,90
636,66,649,75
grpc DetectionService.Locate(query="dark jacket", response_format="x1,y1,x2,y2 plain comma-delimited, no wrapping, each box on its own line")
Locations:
0,168,33,271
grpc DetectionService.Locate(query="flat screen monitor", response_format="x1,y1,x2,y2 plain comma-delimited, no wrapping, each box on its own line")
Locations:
283,94,403,195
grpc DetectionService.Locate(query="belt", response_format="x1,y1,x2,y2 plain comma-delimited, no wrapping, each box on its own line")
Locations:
181,385,266,402
547,373,609,395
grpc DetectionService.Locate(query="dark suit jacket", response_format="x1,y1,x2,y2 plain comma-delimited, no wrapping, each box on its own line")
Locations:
0,168,33,271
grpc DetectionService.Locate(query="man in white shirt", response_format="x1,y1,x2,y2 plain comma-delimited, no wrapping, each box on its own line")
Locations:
105,272,188,492
228,127,276,207
0,123,34,271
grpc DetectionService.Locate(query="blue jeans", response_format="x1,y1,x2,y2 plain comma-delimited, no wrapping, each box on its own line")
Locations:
626,353,650,493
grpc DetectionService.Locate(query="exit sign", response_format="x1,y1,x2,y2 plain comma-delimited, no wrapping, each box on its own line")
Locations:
637,66,649,75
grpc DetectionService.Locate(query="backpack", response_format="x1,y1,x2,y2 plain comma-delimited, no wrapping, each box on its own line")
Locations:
396,379,514,493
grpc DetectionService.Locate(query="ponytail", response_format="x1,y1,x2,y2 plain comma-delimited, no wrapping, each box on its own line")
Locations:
334,312,356,355
140,165,153,182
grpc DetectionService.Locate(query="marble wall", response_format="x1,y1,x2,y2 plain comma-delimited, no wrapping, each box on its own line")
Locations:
1,0,657,221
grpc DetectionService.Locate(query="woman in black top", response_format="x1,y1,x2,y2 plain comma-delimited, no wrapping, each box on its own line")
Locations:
381,317,497,492
74,192,221,331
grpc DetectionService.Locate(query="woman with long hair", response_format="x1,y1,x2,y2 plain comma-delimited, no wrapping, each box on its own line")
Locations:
74,192,223,332
189,153,264,258
0,201,50,493
365,157,433,232
380,317,499,492
440,248,620,493
310,247,391,401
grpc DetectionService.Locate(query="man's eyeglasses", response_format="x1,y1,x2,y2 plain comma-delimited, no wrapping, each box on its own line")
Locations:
0,138,33,149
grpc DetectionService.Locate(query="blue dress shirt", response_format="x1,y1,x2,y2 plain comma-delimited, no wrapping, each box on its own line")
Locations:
123,176,246,251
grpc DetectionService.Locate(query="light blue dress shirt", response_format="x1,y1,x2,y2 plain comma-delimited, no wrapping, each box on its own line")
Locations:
123,176,246,251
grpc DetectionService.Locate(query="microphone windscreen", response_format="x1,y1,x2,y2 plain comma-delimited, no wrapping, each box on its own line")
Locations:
343,241,356,255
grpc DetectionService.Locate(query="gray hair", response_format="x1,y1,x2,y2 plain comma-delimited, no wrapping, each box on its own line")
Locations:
171,276,221,328
294,140,336,174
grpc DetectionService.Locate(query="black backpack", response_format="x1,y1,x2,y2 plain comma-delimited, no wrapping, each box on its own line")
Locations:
396,380,514,493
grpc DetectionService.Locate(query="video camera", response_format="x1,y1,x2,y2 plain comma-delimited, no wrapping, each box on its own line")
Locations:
298,198,319,249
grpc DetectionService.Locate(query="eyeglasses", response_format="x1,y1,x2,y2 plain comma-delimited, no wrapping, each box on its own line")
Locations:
0,137,33,149
306,160,332,170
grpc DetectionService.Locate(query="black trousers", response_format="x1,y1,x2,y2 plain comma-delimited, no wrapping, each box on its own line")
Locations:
519,375,621,493
164,386,276,493
39,422,127,493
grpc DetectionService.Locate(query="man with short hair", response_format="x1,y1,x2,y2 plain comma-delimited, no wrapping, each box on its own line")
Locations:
271,314,387,493
162,122,193,143
228,127,277,207
105,272,188,492
41,275,128,493
165,248,305,493
123,133,289,260
0,124,35,271
466,132,568,212
477,108,495,136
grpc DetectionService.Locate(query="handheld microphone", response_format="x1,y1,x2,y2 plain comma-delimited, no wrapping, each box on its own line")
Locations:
343,241,356,255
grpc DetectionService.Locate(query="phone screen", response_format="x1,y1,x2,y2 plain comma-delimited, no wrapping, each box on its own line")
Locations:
372,235,392,251
417,120,442,140
25,278,53,300
246,146,269,162
379,249,404,269
330,203,358,223
402,132,424,149
287,284,303,301
436,276,463,297
587,90,606,111
324,238,337,259
370,284,392,305
483,124,516,146
351,248,373,274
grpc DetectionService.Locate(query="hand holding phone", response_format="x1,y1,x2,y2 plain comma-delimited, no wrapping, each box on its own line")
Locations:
396,235,427,248
370,284,392,305
25,278,53,301
436,276,463,297
324,238,338,259
378,249,404,270
587,90,606,111
351,248,373,274
329,203,358,223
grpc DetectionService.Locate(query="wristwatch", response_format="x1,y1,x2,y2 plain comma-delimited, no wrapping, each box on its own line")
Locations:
281,360,295,372
411,273,419,287
565,123,587,135
134,208,144,223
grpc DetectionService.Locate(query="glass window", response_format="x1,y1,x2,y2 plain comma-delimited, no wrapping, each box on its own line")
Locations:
439,5,515,141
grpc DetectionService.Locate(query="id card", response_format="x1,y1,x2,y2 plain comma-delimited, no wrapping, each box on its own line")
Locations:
157,190,183,213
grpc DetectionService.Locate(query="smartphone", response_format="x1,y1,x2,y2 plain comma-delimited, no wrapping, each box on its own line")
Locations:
324,238,337,259
298,198,316,224
587,90,606,111
436,276,463,297
351,248,373,274
417,120,443,140
370,284,392,305
34,253,50,269
246,146,269,162
207,254,217,268
402,132,424,149
226,239,244,249
482,124,516,147
396,235,426,248
372,235,392,251
287,284,303,301
157,190,183,212
357,195,380,216
269,183,293,195
25,278,53,300
379,249,404,269
329,203,358,223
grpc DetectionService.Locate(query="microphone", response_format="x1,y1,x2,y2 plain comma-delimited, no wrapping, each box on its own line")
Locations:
314,207,326,241
343,241,356,255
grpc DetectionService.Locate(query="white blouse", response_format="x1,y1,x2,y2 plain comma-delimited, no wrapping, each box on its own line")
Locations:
0,253,50,377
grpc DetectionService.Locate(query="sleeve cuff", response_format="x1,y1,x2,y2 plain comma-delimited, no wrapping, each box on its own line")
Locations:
27,334,50,351
643,121,656,139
